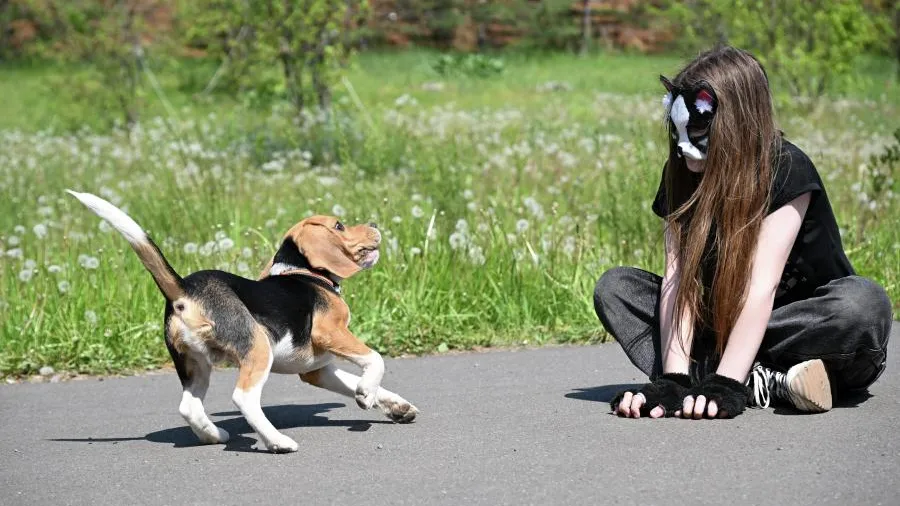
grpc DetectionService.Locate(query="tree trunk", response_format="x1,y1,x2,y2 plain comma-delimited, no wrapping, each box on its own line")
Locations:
580,0,591,56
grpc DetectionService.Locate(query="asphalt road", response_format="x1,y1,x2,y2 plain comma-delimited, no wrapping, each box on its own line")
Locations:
2,327,898,506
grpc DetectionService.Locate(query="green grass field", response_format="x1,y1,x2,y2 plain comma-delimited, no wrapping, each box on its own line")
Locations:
1,50,898,377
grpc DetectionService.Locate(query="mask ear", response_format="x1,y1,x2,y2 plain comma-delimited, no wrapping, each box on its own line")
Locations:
297,225,361,280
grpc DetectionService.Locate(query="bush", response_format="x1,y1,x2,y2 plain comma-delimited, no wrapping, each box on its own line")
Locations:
658,0,892,98
432,53,505,78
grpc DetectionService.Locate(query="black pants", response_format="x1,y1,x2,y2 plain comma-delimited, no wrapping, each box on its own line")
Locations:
593,267,893,390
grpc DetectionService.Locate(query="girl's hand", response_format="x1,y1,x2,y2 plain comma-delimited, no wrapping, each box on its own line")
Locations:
610,373,693,419
614,391,667,418
675,395,724,419
674,374,749,419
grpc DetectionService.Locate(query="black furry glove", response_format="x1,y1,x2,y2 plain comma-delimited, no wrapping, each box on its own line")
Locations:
684,374,749,418
610,373,693,417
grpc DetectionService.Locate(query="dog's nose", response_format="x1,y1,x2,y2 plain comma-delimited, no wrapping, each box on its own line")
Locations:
369,222,378,229
676,145,684,158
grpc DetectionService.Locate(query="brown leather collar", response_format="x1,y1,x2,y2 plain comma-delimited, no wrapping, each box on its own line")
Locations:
275,268,341,294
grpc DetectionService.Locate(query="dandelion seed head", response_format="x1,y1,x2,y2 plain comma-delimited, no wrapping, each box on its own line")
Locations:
515,219,530,234
58,281,71,294
183,242,198,254
18,269,34,282
33,223,48,239
84,310,98,326
332,204,346,217
8,236,20,246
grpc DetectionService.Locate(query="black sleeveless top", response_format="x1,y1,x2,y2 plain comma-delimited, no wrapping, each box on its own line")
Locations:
652,139,854,306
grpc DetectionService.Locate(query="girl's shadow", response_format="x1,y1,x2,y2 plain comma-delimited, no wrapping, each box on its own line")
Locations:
565,384,642,403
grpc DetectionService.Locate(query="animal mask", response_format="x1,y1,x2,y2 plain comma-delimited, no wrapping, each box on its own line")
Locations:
660,75,717,160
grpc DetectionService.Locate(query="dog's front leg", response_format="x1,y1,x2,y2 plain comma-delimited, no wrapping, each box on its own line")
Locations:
317,328,385,409
300,363,418,422
232,325,298,453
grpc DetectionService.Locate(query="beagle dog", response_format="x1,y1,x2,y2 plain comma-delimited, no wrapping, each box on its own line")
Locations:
67,190,418,453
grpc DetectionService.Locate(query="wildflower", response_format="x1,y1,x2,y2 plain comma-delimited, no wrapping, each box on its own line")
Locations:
38,206,54,216
463,189,474,200
411,205,424,218
58,281,71,294
215,231,227,241
242,247,253,259
410,247,422,256
237,262,250,274
6,248,23,259
199,241,216,257
98,220,112,233
392,216,402,224
183,242,198,254
78,254,100,269
47,265,63,274
33,224,48,239
562,236,576,258
332,205,346,217
84,310,98,326
218,238,235,251
18,269,34,282
468,245,486,266
14,225,25,234
455,219,469,233
7,236,20,246
516,219,530,234
467,202,477,212
449,232,467,250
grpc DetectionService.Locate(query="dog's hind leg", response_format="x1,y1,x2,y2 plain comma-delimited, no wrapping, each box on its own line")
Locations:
166,333,229,445
231,324,298,453
177,354,230,444
300,364,418,423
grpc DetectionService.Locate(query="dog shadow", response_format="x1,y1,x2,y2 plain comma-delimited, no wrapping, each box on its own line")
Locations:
50,403,392,453
565,384,642,404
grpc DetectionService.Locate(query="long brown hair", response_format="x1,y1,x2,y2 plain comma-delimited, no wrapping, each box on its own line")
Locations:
664,46,781,356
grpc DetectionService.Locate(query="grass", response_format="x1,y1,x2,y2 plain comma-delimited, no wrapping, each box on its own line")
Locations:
0,49,898,377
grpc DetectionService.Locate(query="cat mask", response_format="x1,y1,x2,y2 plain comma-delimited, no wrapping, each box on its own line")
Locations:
660,75,717,160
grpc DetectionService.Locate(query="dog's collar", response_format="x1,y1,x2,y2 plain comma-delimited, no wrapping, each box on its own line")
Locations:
269,262,341,295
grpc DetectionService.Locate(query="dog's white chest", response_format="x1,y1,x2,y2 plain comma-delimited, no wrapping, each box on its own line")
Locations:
270,332,333,374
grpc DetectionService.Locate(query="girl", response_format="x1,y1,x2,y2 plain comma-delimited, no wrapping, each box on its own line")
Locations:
593,46,893,419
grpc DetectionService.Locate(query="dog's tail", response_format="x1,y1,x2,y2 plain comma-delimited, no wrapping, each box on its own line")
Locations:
66,190,185,301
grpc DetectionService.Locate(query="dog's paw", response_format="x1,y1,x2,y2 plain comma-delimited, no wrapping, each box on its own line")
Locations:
265,433,299,454
193,426,230,445
385,401,418,424
356,385,377,410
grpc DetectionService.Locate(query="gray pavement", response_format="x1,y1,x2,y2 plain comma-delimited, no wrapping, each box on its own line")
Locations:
1,327,898,506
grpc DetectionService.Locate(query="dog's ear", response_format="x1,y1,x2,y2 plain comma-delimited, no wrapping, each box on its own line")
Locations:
296,224,362,280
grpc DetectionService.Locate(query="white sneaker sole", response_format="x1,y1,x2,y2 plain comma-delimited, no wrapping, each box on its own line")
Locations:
785,359,833,413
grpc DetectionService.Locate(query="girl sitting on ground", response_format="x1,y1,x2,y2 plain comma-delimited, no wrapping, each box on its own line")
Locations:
594,45,893,419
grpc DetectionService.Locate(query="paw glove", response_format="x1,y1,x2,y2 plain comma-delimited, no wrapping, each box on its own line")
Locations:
685,373,749,418
610,373,693,417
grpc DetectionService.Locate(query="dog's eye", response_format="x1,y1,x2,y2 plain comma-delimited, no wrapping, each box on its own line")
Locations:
334,222,345,232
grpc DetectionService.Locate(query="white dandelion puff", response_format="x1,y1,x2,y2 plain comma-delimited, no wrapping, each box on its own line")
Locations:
242,247,253,259
7,236,20,246
84,310,98,326
18,269,34,282
47,265,63,274
411,205,424,218
13,225,25,235
332,204,346,217
455,219,469,233
57,281,71,294
33,224,48,239
183,242,198,254
218,238,234,251
410,247,422,256
449,232,467,250
515,219,530,234
237,262,250,274
98,220,112,233
392,216,402,224
6,248,23,259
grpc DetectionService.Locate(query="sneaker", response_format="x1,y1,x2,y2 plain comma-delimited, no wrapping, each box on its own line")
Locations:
747,359,833,412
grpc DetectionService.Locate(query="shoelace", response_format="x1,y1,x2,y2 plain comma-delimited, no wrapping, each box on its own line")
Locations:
749,364,788,409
